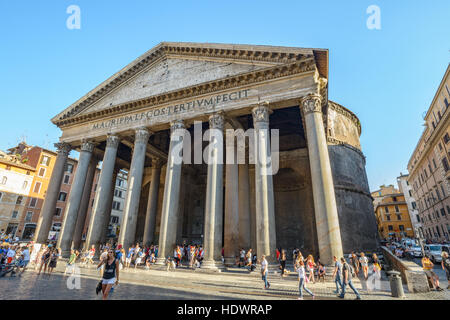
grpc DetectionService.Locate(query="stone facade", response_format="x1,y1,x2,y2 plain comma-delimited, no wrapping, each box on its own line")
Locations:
36,42,377,264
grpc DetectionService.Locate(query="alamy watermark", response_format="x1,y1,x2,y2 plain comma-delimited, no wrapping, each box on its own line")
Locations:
166,121,279,176
366,5,381,30
66,5,81,30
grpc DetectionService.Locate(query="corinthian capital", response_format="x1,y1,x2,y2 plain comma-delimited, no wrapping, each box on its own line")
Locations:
170,120,186,135
106,135,120,149
252,101,272,123
54,142,72,156
135,127,151,144
300,94,322,115
80,140,95,153
209,113,225,130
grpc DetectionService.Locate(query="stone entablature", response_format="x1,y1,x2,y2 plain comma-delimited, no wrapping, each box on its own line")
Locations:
326,101,362,151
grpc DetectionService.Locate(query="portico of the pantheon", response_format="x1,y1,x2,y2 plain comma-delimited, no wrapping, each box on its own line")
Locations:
33,42,378,268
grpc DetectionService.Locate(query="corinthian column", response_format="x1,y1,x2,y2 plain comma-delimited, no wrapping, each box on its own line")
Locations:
202,113,225,270
156,120,185,265
85,135,120,254
58,140,95,257
143,158,163,246
224,133,239,266
34,142,72,244
301,93,343,265
118,128,151,251
72,157,98,250
252,102,277,263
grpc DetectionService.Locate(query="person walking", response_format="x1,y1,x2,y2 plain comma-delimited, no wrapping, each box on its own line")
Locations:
296,258,315,300
38,246,51,275
65,249,78,275
350,252,360,275
47,248,60,275
441,251,450,289
280,250,287,278
260,255,270,289
359,252,369,280
97,249,120,300
19,245,30,274
339,257,362,300
332,256,343,294
306,255,316,284
422,256,443,291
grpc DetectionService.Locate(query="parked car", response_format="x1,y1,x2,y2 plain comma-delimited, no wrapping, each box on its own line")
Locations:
408,245,423,258
424,244,444,263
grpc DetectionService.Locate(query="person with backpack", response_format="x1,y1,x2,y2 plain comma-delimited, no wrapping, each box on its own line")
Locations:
339,257,361,299
441,251,450,289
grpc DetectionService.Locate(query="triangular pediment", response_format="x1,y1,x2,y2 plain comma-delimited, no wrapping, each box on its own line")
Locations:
53,42,327,125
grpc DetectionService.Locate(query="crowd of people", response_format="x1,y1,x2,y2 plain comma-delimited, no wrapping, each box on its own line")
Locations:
2,235,449,300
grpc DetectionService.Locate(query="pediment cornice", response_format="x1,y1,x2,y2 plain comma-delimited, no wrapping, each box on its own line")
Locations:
52,42,328,127
54,57,318,128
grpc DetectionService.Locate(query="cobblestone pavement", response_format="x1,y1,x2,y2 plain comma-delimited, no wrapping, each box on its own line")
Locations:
0,262,449,300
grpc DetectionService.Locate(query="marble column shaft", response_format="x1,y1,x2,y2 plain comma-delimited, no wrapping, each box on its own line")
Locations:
34,142,71,244
84,135,119,253
238,162,251,250
101,170,119,244
143,158,162,246
203,113,225,268
224,135,239,265
301,93,343,265
156,120,185,264
58,141,95,256
72,157,97,250
118,128,150,250
252,103,277,263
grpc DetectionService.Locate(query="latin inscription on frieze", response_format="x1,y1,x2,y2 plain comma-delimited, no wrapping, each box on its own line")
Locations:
91,89,250,130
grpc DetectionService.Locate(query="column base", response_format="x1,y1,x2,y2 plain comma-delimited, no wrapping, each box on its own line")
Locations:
223,256,236,267
155,257,167,266
200,259,225,271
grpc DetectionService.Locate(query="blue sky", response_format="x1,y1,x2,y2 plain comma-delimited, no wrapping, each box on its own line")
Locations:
0,1,448,191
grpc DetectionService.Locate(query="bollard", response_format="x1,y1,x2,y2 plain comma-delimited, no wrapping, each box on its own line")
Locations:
387,271,405,298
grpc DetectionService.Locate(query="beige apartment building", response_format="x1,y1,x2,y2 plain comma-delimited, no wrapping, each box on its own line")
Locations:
407,65,450,243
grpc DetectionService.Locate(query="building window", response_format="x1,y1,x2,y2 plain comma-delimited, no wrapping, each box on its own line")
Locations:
110,216,119,224
412,201,417,209
65,163,74,173
393,196,397,202
395,205,399,212
444,133,450,144
33,182,41,194
388,225,393,231
0,192,2,202
441,208,446,217
432,158,437,169
38,167,46,177
112,201,121,211
63,175,70,184
117,179,124,187
1,176,7,185
41,156,51,166
55,208,62,217
447,206,450,215
386,215,391,221
385,207,389,213
58,192,67,202
22,181,28,189
397,214,402,221
25,212,32,222
29,198,37,208
436,189,441,200
436,226,441,237
416,215,420,223
399,225,405,232
16,196,23,205
11,211,18,219
443,158,450,172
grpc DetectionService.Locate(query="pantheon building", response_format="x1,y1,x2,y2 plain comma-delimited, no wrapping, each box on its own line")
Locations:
33,42,377,267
